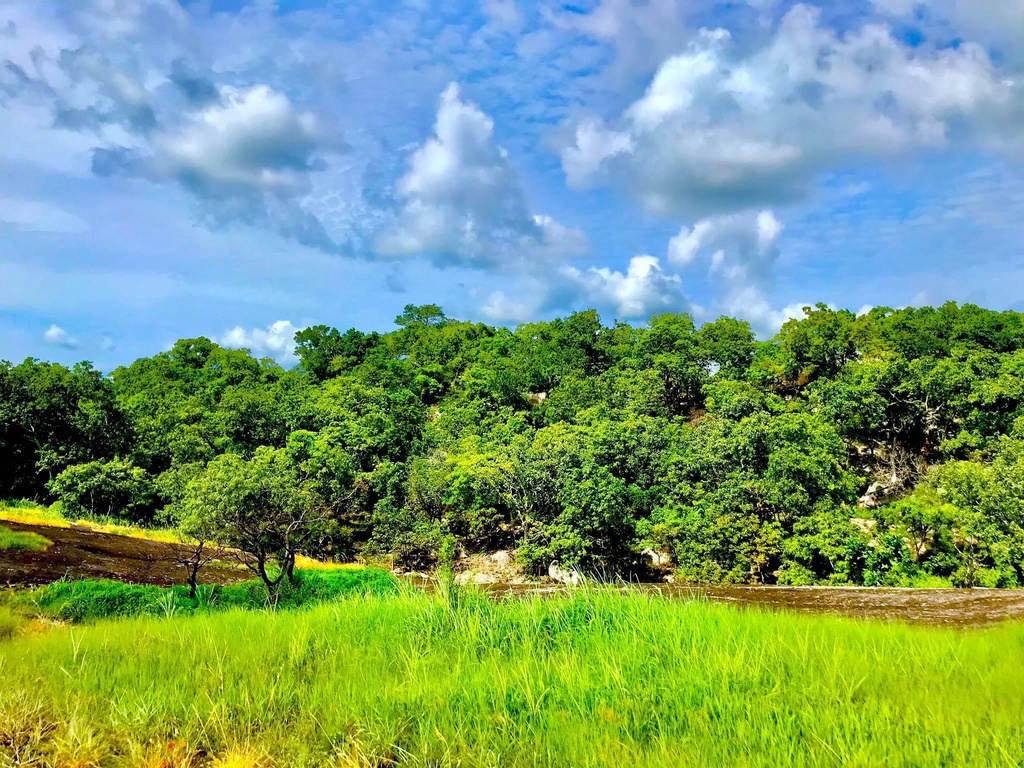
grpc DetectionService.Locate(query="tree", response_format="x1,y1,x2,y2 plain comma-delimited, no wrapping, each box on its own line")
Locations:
395,304,450,328
173,448,334,589
294,326,381,381
695,317,756,379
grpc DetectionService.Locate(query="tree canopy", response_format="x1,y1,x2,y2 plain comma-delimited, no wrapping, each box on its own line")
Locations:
5,301,1024,586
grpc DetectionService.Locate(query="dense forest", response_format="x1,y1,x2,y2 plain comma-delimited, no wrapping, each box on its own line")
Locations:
2,302,1024,587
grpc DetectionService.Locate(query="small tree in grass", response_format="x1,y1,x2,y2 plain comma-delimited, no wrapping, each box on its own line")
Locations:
166,529,226,599
174,447,333,590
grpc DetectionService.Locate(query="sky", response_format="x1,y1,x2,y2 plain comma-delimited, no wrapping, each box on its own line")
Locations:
1,0,1023,368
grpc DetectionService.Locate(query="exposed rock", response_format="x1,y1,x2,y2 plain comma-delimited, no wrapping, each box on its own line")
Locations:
858,481,891,509
548,561,582,586
851,518,877,534
488,550,513,567
454,550,526,584
642,548,672,569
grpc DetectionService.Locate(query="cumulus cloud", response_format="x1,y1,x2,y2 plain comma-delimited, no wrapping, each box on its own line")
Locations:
218,320,305,365
52,46,157,133
151,85,325,196
874,1,1024,61
555,0,693,81
481,253,688,324
376,84,585,268
559,255,687,320
1,2,344,254
42,324,79,350
668,210,783,285
562,6,1022,217
92,84,342,251
667,209,806,334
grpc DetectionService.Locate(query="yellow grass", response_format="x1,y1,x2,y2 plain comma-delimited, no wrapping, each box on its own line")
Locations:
0,504,180,543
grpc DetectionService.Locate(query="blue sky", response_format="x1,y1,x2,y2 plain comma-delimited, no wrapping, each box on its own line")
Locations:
1,0,1023,367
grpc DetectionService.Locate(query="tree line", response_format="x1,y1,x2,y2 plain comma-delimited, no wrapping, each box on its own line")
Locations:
3,301,1024,587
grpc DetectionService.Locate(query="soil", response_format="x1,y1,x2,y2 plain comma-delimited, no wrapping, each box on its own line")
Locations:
0,521,250,588
474,582,1024,628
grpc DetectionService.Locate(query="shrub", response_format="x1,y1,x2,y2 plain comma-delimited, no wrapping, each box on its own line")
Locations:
48,459,157,523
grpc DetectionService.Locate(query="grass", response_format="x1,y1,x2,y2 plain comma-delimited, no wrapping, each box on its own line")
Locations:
14,569,399,623
1,586,1023,767
0,524,51,552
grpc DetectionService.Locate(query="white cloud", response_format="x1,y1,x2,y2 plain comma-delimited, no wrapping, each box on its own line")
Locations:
874,1,1024,61
153,85,326,196
666,209,805,334
376,83,585,267
43,324,80,349
555,0,693,81
669,210,783,286
562,6,1022,217
0,198,88,233
722,287,809,335
480,253,687,323
482,0,522,31
218,320,305,364
561,118,633,189
479,291,536,324
559,254,687,320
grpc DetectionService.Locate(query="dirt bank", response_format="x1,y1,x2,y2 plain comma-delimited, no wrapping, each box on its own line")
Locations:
469,581,1024,627
0,521,249,588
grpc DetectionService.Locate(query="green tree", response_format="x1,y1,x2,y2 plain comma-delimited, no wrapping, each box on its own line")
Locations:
173,448,334,588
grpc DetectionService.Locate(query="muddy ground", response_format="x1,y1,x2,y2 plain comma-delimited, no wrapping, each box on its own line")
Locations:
457,581,1024,628
0,521,249,588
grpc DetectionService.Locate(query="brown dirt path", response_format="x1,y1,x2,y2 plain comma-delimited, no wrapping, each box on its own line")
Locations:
0,521,249,588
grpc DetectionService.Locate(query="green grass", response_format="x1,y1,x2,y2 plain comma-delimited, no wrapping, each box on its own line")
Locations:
18,568,399,623
1,587,1023,767
0,524,50,552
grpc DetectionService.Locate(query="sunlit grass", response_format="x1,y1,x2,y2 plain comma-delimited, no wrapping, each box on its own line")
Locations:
1,586,1022,767
0,504,180,543
0,524,51,552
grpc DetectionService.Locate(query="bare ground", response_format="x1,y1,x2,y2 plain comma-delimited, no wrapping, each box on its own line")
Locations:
0,521,249,588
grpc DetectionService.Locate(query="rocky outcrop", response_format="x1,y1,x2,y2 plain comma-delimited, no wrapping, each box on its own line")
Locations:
548,561,582,586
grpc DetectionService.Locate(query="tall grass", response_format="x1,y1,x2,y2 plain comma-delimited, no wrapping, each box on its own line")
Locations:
1,586,1022,767
17,569,399,623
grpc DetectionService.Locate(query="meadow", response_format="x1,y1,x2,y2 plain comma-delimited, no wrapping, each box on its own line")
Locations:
1,585,1023,767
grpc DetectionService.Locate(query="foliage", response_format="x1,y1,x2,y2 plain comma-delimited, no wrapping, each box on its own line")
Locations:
173,448,335,588
21,569,397,623
3,301,1024,584
47,457,157,522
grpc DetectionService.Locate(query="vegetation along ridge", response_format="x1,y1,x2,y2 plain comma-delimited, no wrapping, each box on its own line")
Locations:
3,301,1024,588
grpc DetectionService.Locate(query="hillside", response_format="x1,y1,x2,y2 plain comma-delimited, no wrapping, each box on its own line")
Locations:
2,301,1023,587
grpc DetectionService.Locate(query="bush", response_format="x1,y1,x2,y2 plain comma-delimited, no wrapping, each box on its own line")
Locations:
48,458,157,523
